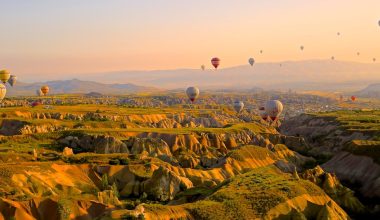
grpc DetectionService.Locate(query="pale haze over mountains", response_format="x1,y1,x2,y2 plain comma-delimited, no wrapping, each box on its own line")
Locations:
12,60,380,95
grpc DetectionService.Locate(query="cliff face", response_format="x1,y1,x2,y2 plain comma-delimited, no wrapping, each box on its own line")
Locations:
301,166,365,213
281,114,380,199
10,111,237,128
322,152,380,198
0,119,66,136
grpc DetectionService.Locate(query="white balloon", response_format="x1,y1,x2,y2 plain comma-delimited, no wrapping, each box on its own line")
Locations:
233,101,244,113
265,100,284,121
186,87,200,102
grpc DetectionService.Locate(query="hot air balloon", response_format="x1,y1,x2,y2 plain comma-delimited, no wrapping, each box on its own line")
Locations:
265,100,283,121
40,85,49,96
300,46,304,51
201,65,205,71
186,87,199,103
357,52,360,56
211,57,220,69
8,75,17,87
0,70,10,84
259,106,268,121
373,58,377,62
337,32,340,36
331,56,335,60
233,101,244,113
248,58,255,66
0,84,6,102
378,20,380,27
260,50,263,54
351,96,356,101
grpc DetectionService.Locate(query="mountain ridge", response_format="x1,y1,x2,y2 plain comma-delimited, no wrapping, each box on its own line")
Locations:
11,60,380,92
5,79,160,96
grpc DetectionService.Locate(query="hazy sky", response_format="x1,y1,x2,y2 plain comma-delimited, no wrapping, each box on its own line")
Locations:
0,0,379,76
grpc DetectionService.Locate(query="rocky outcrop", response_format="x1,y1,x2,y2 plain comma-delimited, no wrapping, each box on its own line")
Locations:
0,197,108,220
322,152,380,198
58,135,129,154
62,147,74,157
280,114,370,153
0,119,65,136
127,137,172,157
97,190,121,205
142,166,193,201
301,166,365,214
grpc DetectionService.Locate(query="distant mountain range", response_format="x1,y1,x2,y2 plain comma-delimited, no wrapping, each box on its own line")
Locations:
5,79,159,96
357,84,380,98
11,60,380,93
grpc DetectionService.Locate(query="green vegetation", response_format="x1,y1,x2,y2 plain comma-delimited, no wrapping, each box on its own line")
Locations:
57,198,71,220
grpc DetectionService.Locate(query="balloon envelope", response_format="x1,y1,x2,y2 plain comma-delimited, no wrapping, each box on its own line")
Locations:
233,101,244,113
351,96,356,101
265,100,284,121
201,65,205,70
40,85,49,96
8,75,17,86
211,57,220,69
300,46,304,50
248,58,255,66
186,87,200,102
0,84,6,102
0,70,10,84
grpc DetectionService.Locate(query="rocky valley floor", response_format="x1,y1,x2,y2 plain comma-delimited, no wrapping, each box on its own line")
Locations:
0,101,378,220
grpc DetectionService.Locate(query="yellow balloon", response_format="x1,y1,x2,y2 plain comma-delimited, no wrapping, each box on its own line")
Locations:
0,70,10,84
40,85,50,96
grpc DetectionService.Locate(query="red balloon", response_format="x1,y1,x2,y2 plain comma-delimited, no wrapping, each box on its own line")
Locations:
211,57,220,69
351,96,356,101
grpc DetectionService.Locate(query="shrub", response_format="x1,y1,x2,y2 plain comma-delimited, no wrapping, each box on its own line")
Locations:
57,199,71,220
109,158,120,165
119,158,130,165
111,182,119,198
101,174,109,190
